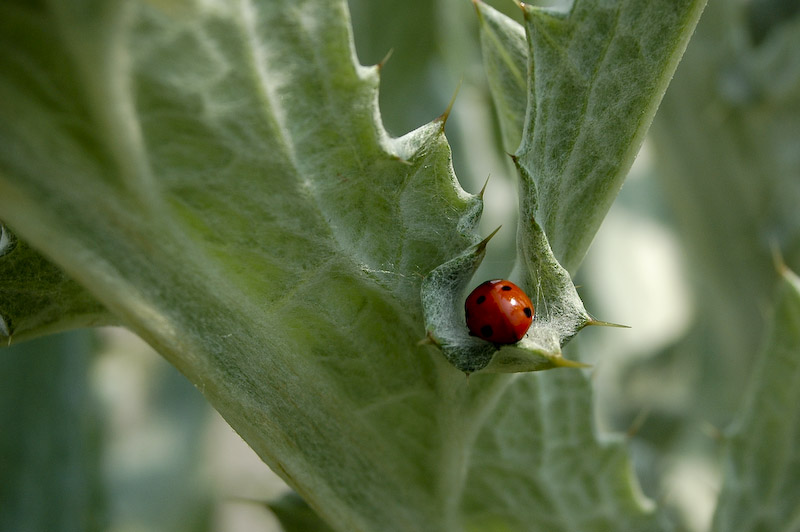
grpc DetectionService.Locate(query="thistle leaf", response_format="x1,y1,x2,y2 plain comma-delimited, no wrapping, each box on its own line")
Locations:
0,1,706,530
476,0,707,273
711,266,800,532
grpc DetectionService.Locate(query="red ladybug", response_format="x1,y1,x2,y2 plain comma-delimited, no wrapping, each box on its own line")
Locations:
465,280,534,344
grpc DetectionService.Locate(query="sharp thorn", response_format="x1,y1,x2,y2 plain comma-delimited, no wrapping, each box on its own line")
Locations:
587,318,630,329
477,226,502,251
479,174,491,199
378,48,394,71
437,77,464,130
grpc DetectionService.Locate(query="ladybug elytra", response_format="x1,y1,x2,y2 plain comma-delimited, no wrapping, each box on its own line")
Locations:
465,280,534,344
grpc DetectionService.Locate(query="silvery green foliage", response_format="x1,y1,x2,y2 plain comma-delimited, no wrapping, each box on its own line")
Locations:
0,0,705,530
711,267,800,532
476,0,708,274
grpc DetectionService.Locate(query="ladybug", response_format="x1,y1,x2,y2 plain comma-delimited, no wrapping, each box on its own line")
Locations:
465,280,534,344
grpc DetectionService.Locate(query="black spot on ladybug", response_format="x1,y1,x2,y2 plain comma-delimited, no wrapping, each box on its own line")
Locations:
501,285,512,291
524,307,532,318
465,309,470,319
481,325,493,337
476,295,486,304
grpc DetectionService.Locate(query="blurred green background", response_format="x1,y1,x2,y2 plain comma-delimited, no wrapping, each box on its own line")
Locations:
2,0,798,531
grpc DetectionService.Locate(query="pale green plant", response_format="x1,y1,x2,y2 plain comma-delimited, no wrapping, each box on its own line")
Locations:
2,1,799,531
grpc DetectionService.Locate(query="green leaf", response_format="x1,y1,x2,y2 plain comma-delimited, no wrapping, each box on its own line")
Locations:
0,223,114,343
711,266,800,531
0,1,487,529
477,0,707,273
466,0,705,379
638,0,800,425
348,0,448,137
0,0,703,530
613,2,800,524
421,226,589,374
451,0,707,376
474,1,528,153
461,368,659,532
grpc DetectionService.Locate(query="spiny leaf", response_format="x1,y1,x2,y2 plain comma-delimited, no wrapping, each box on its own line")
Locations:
711,266,800,532
650,0,800,411
450,0,707,376
421,225,587,374
473,0,528,153
421,228,500,373
460,367,659,532
462,1,711,529
0,1,486,530
477,0,707,273
0,1,707,531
